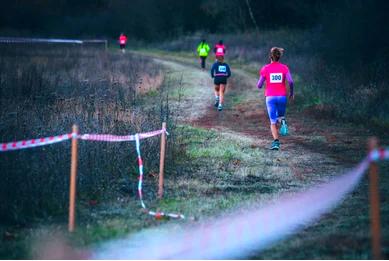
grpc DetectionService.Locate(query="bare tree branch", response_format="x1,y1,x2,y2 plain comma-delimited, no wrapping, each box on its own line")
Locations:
245,0,259,33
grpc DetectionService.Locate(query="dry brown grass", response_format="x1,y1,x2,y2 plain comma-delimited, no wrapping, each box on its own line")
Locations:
0,44,167,225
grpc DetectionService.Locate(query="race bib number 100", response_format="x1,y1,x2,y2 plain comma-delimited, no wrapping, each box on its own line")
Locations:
270,73,283,83
218,65,226,72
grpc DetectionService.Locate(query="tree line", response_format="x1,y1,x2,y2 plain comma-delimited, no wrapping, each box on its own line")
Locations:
1,0,388,123
0,0,327,39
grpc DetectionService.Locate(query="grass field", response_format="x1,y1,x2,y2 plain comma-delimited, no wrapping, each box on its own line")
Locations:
0,44,172,258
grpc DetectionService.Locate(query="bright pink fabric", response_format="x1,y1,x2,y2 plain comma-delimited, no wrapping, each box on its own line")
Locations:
119,35,127,44
215,44,225,56
259,62,290,96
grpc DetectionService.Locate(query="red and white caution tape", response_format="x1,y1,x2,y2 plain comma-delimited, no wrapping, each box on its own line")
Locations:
93,147,389,259
134,134,186,220
148,210,186,220
79,129,168,142
0,133,75,152
0,128,168,152
0,127,180,219
93,157,374,259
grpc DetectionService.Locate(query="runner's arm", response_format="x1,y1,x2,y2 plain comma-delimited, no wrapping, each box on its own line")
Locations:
286,72,294,97
210,64,215,78
227,65,231,77
257,76,265,89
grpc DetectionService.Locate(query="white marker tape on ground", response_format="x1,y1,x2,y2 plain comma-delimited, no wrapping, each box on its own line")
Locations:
93,157,371,259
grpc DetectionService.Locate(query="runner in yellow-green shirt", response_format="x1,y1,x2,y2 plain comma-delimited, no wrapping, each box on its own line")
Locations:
197,39,211,69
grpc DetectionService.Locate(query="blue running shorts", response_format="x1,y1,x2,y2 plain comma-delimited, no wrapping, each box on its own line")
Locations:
265,96,287,124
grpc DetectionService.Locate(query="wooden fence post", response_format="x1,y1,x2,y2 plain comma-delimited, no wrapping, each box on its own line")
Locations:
368,137,382,259
158,122,166,199
68,125,79,232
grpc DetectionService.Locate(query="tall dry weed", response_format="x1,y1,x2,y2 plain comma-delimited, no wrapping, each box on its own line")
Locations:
0,44,171,224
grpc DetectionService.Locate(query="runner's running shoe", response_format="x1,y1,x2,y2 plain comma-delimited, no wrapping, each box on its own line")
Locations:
279,119,289,136
270,140,280,150
214,98,219,107
218,104,223,111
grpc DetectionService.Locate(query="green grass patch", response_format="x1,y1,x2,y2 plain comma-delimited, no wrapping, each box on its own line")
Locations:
168,83,197,99
229,94,246,106
177,125,254,162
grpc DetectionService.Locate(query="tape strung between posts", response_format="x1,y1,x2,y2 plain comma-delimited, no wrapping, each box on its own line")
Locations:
1,129,387,227
0,133,74,152
93,156,377,259
0,127,181,219
135,134,186,220
75,129,184,219
0,129,168,152
78,129,167,142
80,129,185,219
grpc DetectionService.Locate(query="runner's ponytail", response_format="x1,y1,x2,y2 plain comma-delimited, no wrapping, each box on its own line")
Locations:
270,47,284,62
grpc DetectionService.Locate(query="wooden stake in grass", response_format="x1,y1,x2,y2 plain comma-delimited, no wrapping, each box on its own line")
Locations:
368,137,381,259
68,125,79,232
158,122,167,199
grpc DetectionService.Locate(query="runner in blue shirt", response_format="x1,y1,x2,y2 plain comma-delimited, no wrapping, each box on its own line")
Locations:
210,55,231,111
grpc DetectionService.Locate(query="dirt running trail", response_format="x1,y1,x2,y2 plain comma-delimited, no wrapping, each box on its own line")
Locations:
85,52,389,260
148,53,373,186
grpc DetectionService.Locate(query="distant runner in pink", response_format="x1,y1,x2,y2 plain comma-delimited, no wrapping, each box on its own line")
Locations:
213,40,226,57
118,33,128,53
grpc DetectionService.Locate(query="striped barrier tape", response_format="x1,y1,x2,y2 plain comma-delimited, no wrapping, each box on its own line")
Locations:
93,156,376,259
135,134,146,209
0,127,176,219
1,129,387,228
79,129,168,142
0,127,177,219
1,129,387,165
0,129,168,151
135,134,186,220
0,133,75,152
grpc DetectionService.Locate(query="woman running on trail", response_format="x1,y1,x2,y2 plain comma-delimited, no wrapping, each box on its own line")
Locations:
197,39,211,69
257,47,294,150
118,33,128,53
211,54,231,111
213,40,226,57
